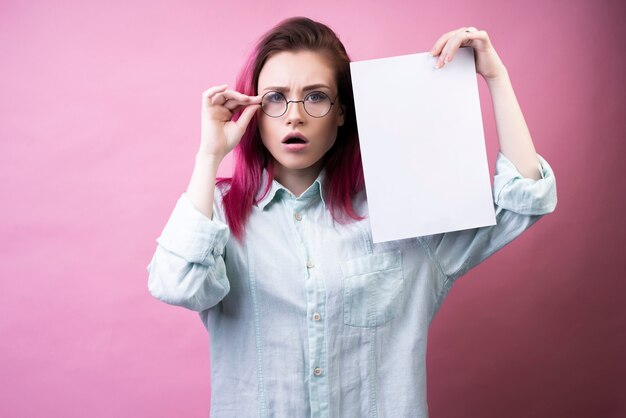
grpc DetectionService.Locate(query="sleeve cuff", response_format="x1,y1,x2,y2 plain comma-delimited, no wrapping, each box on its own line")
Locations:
493,151,557,216
156,193,230,265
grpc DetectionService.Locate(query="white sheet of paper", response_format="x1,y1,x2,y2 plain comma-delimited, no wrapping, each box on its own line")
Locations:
350,47,496,243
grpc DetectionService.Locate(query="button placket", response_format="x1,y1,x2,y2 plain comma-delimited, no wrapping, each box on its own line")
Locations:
289,196,328,417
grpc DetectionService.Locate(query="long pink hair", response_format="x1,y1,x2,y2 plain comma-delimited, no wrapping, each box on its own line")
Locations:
217,16,365,241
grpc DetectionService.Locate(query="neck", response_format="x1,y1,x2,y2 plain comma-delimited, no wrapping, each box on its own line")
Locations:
273,159,324,197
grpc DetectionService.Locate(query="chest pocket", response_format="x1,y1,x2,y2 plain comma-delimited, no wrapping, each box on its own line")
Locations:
340,250,405,328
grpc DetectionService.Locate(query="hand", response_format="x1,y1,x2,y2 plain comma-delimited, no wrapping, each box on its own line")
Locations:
200,85,262,160
429,27,508,81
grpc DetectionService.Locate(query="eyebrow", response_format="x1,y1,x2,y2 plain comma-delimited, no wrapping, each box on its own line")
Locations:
262,84,331,92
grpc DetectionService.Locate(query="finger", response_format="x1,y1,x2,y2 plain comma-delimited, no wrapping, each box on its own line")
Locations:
429,26,479,56
202,85,228,110
234,103,261,131
203,84,228,102
429,30,458,56
439,29,486,67
225,89,262,103
436,31,466,67
227,92,262,111
213,90,262,108
214,94,250,112
224,101,249,113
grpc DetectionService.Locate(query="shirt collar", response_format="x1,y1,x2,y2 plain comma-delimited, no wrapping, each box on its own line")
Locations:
256,168,327,210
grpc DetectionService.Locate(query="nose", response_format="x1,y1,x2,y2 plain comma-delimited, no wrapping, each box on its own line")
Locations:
285,100,306,125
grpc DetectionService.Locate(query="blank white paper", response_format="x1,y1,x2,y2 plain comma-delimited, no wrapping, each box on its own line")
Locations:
349,47,496,243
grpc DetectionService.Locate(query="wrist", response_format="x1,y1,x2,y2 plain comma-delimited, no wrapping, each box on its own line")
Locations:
195,151,224,167
484,66,510,87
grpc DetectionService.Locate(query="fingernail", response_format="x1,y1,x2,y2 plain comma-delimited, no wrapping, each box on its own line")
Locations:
444,55,451,64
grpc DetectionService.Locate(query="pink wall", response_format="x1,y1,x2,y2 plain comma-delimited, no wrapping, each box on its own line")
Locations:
1,0,624,416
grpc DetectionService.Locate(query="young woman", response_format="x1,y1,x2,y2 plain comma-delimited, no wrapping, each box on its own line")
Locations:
147,17,557,418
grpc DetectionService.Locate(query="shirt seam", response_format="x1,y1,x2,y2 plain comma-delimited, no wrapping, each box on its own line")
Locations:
246,243,267,417
416,237,450,283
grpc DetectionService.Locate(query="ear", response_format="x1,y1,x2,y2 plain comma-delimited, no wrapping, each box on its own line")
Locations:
337,104,346,127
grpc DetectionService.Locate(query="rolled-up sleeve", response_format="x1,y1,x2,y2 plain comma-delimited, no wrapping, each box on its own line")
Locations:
493,151,556,215
422,152,557,284
147,192,231,311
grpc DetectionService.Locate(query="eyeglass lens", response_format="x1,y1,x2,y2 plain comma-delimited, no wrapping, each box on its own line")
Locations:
261,91,332,118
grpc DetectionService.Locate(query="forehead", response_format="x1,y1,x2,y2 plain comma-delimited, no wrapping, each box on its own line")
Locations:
258,50,336,91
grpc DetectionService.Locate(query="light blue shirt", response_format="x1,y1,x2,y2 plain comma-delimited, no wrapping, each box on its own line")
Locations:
147,151,557,418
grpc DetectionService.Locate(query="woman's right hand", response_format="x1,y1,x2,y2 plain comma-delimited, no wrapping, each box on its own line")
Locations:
200,84,262,160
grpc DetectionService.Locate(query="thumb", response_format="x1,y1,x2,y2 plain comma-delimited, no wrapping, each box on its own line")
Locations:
235,104,261,131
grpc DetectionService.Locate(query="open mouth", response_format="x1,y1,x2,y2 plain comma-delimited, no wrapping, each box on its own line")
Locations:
282,132,309,145
283,137,307,144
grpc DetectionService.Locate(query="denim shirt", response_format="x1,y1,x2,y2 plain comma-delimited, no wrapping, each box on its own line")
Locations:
147,151,557,418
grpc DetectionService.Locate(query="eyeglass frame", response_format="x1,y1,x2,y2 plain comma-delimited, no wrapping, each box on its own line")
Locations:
260,90,340,118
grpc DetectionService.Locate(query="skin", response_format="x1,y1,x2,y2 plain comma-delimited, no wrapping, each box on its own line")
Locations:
185,26,542,220
430,27,542,180
256,50,345,196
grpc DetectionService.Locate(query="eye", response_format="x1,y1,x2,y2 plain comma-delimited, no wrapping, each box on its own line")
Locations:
306,91,327,102
266,92,284,102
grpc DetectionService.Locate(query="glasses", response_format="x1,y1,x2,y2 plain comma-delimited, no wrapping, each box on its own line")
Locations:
260,91,339,118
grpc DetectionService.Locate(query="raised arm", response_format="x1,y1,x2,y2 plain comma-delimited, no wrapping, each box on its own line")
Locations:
146,85,261,311
430,27,542,179
187,85,262,218
423,27,557,285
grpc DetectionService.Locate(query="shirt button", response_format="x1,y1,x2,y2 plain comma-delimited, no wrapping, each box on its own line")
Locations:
313,367,322,376
294,212,302,221
306,260,315,269
313,313,321,321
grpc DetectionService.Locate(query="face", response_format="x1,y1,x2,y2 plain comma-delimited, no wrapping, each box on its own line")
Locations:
257,50,345,180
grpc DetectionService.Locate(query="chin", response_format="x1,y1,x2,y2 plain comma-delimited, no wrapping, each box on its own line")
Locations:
271,153,323,171
275,159,318,170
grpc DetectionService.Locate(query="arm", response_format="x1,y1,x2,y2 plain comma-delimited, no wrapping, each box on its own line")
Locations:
186,153,221,219
486,71,542,180
187,84,260,219
423,28,557,284
431,27,543,180
146,85,260,311
146,188,231,312
421,151,556,283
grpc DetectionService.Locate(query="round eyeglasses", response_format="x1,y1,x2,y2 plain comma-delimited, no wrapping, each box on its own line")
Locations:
260,91,339,118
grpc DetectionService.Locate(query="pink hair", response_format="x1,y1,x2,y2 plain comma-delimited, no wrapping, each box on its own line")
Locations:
217,16,365,241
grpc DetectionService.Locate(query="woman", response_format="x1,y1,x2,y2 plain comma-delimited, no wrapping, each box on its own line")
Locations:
147,16,557,418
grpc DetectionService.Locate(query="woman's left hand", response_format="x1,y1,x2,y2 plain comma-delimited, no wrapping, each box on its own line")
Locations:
429,27,507,81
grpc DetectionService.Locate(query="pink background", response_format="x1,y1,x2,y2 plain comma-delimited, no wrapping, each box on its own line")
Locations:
1,0,624,416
